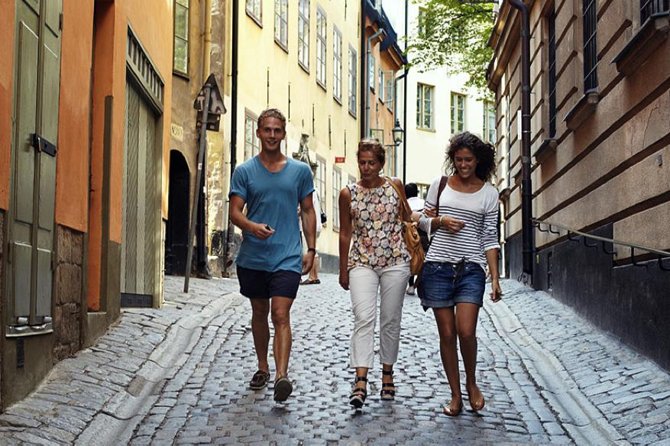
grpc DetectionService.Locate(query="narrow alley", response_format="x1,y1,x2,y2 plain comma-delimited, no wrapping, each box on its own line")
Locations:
1,274,668,445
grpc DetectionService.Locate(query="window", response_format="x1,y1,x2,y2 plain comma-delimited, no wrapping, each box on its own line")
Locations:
246,0,262,24
316,8,327,87
348,46,357,116
483,101,496,143
416,83,433,129
173,0,189,75
244,113,260,160
332,168,342,230
368,54,376,90
378,68,384,101
417,8,428,37
316,156,327,205
384,72,394,111
298,0,310,71
547,8,557,138
450,92,466,134
583,0,598,91
385,145,397,176
274,0,288,49
641,0,670,23
333,27,343,102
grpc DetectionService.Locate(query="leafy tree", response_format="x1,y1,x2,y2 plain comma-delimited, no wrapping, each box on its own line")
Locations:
409,0,496,94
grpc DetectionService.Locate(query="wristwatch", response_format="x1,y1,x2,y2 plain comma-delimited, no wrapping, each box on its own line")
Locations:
307,248,316,254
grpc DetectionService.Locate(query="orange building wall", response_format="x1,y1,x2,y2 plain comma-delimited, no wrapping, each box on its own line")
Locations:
0,4,15,211
55,1,94,232
87,0,173,309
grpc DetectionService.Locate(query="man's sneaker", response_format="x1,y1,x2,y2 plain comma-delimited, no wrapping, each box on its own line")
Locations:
406,285,415,295
274,376,293,402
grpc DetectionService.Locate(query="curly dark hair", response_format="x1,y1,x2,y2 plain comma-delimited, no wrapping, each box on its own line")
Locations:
357,138,385,165
445,132,496,181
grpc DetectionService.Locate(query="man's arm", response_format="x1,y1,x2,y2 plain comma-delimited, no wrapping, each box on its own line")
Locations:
299,192,317,274
229,194,275,239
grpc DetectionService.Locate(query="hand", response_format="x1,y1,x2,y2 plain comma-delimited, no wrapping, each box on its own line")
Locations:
301,251,315,275
252,222,275,239
425,208,437,218
441,216,465,233
339,270,349,290
490,279,503,302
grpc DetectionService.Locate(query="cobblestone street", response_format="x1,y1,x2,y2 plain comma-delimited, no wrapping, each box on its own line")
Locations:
1,274,669,445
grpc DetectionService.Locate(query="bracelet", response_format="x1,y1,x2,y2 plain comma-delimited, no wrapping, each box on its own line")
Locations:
307,248,316,254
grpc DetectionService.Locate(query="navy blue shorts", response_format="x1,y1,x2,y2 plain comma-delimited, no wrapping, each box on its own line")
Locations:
237,266,301,299
419,261,486,309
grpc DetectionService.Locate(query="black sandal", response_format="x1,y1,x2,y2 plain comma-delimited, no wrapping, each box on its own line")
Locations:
349,376,368,408
380,369,395,401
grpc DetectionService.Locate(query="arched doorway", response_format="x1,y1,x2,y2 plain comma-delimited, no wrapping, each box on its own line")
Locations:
165,150,190,276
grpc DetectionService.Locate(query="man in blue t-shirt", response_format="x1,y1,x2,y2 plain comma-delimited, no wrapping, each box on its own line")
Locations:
229,108,316,402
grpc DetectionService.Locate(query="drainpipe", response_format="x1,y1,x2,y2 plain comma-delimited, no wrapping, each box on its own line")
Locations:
402,0,409,184
509,0,534,283
203,0,212,79
366,28,385,138
222,0,239,277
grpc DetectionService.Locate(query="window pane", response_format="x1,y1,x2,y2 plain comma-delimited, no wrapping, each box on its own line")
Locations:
174,39,187,73
175,4,188,38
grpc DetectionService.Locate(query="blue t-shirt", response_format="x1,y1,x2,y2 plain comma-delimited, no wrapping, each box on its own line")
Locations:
229,156,314,273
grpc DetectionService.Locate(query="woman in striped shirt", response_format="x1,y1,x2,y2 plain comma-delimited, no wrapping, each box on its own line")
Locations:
418,132,503,417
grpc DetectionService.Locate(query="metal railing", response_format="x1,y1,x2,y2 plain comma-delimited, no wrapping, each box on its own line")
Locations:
534,219,670,271
641,0,670,23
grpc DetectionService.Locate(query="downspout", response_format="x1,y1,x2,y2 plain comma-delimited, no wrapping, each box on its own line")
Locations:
402,0,409,184
203,0,212,79
195,0,213,276
222,0,239,276
360,0,366,139
366,28,385,138
508,0,534,283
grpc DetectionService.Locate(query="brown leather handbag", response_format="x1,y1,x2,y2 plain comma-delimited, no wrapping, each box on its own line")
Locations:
385,177,425,275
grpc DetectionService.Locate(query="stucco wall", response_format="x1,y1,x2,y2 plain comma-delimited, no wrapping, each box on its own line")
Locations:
0,4,15,211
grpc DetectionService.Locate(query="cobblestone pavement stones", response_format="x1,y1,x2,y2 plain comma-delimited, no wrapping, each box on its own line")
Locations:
0,275,669,445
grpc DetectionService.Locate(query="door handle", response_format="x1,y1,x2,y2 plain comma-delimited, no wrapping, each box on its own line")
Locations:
31,133,57,157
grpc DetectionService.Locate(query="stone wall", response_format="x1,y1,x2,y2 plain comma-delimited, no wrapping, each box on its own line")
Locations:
0,211,4,409
53,225,84,361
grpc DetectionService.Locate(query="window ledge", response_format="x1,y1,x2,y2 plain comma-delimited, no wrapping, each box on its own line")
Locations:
613,15,669,76
275,39,289,54
564,90,600,131
246,11,263,28
534,138,557,165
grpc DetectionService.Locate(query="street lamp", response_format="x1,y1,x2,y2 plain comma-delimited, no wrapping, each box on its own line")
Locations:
392,119,404,145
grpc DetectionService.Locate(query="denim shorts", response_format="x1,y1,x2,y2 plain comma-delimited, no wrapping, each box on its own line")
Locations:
237,266,301,299
419,260,486,309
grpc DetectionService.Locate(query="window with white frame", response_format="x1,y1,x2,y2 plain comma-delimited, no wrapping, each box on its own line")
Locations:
333,27,342,102
450,92,466,134
348,46,357,115
246,0,262,24
173,0,189,75
316,156,327,208
416,83,434,130
385,72,394,111
332,167,342,230
244,113,260,160
378,68,384,102
316,8,327,88
298,0,310,70
274,0,288,49
483,101,496,143
368,54,376,90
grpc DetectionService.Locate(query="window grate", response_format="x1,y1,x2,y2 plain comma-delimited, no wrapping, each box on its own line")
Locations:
641,0,670,23
583,0,598,92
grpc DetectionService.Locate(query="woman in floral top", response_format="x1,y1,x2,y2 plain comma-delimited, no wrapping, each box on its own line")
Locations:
338,138,411,409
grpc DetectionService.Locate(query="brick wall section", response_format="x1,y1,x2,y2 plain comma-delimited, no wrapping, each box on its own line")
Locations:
53,225,83,361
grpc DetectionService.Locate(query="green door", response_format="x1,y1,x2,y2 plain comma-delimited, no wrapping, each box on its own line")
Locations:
6,0,62,336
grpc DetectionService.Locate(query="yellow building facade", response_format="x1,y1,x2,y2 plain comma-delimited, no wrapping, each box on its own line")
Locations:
220,0,363,265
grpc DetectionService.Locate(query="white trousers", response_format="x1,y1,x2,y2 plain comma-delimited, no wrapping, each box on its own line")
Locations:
349,263,411,369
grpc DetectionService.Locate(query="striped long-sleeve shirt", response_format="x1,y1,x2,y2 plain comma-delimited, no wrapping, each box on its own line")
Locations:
418,177,500,271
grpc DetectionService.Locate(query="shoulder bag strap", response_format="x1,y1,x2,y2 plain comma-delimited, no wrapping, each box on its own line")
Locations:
384,176,412,222
435,175,448,217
